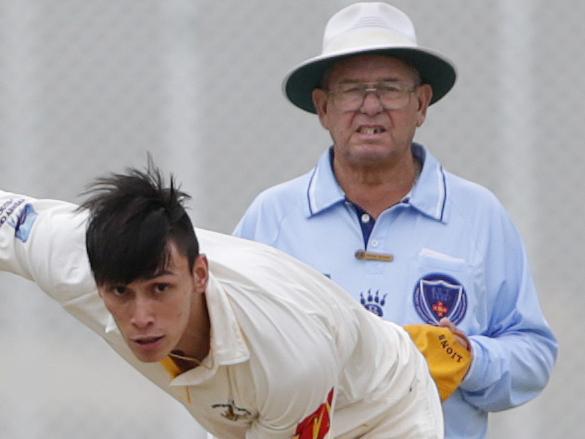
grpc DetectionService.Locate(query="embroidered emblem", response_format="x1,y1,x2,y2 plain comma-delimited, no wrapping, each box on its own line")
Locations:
293,388,334,439
0,199,38,243
413,273,467,324
360,289,387,317
211,400,254,422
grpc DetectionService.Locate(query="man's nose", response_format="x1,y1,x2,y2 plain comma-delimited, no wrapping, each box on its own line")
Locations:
360,89,383,115
130,296,155,328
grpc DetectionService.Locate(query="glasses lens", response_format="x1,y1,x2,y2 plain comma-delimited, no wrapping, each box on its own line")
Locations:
379,85,411,110
334,86,364,111
330,83,415,111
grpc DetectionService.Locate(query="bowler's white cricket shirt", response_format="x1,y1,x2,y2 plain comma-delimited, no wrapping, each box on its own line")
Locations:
0,190,442,438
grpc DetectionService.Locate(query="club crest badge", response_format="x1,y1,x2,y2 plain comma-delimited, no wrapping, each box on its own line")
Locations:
211,399,254,422
413,273,467,324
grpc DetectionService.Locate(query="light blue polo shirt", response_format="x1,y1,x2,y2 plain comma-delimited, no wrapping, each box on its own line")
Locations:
234,143,557,439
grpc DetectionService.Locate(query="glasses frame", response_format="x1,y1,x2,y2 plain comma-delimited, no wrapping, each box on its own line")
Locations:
326,81,420,112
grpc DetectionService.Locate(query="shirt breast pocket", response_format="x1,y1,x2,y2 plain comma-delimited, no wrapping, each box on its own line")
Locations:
408,248,475,328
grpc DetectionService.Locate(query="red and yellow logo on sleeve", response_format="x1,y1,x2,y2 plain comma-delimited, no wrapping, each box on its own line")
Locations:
293,388,334,439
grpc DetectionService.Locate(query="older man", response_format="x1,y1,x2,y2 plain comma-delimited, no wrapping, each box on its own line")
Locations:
235,2,558,438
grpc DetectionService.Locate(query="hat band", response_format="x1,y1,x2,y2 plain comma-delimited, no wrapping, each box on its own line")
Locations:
323,27,417,55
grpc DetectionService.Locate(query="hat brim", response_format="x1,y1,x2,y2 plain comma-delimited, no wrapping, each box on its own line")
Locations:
283,47,457,113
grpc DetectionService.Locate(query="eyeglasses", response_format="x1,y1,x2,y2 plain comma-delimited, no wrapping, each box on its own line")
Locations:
327,81,419,112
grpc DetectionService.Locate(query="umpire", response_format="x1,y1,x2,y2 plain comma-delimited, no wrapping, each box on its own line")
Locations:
235,2,558,438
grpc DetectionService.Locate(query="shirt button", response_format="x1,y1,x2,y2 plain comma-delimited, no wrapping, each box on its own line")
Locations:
361,213,370,223
371,240,379,247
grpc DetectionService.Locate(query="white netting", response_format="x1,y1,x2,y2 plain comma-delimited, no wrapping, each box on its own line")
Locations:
0,1,581,437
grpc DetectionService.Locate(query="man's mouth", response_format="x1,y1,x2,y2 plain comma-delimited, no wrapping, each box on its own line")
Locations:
132,335,164,345
357,126,385,135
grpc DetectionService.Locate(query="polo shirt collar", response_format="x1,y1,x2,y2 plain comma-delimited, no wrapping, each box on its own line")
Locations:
305,147,346,217
408,143,449,223
305,143,448,223
168,273,250,386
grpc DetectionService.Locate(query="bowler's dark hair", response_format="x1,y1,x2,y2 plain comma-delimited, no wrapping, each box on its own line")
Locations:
80,162,199,286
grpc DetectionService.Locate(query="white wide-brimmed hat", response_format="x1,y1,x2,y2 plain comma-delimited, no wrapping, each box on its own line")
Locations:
283,2,457,113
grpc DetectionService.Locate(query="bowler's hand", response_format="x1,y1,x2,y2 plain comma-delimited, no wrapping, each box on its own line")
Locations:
438,318,472,353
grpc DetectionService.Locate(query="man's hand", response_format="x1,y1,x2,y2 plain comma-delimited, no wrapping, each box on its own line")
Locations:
438,317,472,352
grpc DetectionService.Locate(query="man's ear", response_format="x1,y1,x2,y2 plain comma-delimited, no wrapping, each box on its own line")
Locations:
192,254,209,294
312,88,330,129
415,84,433,127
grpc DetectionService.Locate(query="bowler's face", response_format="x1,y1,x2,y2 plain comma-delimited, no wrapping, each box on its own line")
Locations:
98,243,209,363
